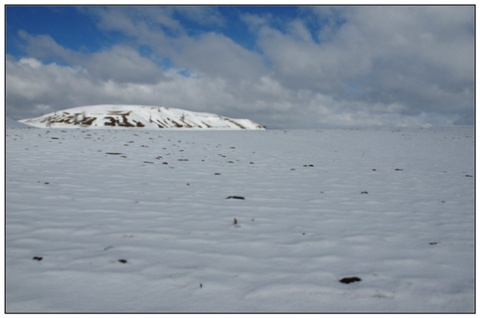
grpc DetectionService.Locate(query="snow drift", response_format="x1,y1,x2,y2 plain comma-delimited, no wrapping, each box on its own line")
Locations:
18,105,265,130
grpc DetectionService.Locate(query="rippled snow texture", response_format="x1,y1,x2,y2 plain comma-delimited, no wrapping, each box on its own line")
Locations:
6,127,474,313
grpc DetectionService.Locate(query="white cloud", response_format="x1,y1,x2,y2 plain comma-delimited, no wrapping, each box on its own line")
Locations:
6,6,474,128
17,30,77,63
6,52,467,128
84,46,164,84
172,6,225,26
287,19,314,42
240,12,272,32
18,57,42,69
172,32,267,81
15,31,165,84
87,7,177,37
252,6,473,125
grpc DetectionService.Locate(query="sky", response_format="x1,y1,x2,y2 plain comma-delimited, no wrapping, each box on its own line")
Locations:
5,5,475,129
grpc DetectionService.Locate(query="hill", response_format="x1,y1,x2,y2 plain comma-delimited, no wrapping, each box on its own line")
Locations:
18,105,265,130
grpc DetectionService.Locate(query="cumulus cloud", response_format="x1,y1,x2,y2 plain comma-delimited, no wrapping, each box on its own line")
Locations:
6,6,474,128
17,30,78,64
84,46,164,84
172,6,225,27
172,32,267,81
14,31,165,84
252,6,474,125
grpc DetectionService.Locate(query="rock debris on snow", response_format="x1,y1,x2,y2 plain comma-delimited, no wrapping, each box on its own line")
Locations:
226,196,245,200
6,127,474,313
339,277,362,284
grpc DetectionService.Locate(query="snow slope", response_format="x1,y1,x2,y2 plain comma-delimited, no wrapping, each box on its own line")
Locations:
5,127,474,313
18,105,265,130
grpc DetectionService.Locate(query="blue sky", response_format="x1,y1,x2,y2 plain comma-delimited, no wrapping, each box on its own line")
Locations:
6,5,475,128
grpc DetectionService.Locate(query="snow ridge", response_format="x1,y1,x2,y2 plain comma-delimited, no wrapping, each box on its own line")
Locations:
18,105,265,130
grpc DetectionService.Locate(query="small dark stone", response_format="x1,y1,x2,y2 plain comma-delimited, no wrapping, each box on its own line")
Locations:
339,277,361,284
429,242,438,245
361,191,368,194
226,196,245,200
395,168,403,171
33,256,43,261
214,173,221,175
118,259,128,264
465,174,473,177
162,162,168,165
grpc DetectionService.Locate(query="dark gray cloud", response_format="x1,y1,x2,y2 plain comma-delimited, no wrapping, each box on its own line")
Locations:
6,6,474,128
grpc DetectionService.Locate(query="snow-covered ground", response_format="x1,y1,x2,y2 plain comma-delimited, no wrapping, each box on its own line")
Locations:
6,127,474,313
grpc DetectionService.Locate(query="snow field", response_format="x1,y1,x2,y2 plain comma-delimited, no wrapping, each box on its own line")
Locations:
6,127,474,312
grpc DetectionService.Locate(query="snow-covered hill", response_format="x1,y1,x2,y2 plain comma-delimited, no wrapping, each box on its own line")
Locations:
18,105,265,130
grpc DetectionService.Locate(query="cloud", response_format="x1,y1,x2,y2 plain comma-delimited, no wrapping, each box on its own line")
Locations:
17,30,77,63
240,12,272,32
172,6,225,27
302,6,350,42
85,6,179,37
6,55,263,123
6,6,474,128
15,30,165,84
251,6,474,125
84,6,225,42
6,53,467,128
84,46,164,84
172,32,267,81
